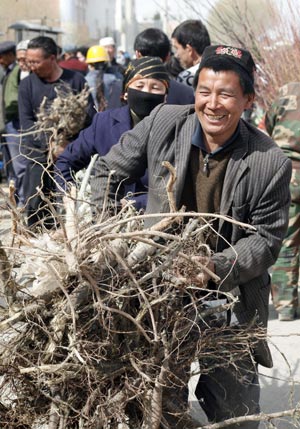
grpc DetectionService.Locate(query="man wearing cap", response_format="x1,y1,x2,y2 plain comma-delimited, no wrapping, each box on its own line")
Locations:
16,39,30,80
85,45,119,111
0,40,28,205
99,36,124,79
91,45,291,427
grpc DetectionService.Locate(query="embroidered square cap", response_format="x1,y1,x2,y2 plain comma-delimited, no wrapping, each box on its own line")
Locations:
200,45,256,78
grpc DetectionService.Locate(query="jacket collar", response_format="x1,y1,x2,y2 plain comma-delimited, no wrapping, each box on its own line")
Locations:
175,114,249,218
175,108,197,207
110,104,131,124
219,120,249,231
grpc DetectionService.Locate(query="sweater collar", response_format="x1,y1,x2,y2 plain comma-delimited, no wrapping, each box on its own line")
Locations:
191,121,240,156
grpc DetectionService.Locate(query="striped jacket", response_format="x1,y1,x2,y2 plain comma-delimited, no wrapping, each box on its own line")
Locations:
92,103,292,367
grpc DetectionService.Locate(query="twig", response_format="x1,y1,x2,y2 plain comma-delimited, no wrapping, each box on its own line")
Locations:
78,154,99,200
162,160,177,212
199,408,300,428
0,239,18,306
19,363,81,374
94,301,153,344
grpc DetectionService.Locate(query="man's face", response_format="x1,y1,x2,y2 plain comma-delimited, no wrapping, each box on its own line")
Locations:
0,52,15,69
16,49,30,72
103,44,115,62
26,48,55,79
195,68,254,146
172,38,193,69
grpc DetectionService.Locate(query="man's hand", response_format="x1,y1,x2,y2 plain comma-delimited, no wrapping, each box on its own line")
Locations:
174,254,216,289
191,255,215,287
49,139,69,162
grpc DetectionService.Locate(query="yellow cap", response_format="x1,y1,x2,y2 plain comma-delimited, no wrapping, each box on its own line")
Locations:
86,45,109,63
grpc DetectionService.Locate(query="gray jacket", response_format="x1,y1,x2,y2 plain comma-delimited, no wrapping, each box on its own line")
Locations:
92,103,292,367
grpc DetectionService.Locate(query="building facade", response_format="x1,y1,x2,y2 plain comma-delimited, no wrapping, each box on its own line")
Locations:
0,0,138,53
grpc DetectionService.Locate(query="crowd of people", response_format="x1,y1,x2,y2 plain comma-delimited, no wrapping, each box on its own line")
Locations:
0,18,298,429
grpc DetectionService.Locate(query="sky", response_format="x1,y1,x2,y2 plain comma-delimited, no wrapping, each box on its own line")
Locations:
135,0,210,22
135,0,294,24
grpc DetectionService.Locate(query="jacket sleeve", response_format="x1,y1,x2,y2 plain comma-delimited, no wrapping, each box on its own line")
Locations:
90,105,161,210
18,77,48,161
55,111,112,189
18,77,36,134
264,100,279,136
213,156,292,292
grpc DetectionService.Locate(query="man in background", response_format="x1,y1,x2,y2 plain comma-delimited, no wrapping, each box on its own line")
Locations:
59,45,88,75
108,28,195,108
18,36,95,228
266,82,300,321
134,27,195,104
0,41,27,205
99,36,124,79
171,19,210,87
16,39,30,80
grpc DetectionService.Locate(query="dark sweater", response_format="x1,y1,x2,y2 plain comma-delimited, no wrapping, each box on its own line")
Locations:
181,144,236,250
18,68,95,161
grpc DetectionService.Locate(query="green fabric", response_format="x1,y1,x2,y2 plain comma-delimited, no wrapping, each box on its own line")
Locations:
265,82,300,161
3,63,20,122
266,84,300,316
271,167,300,315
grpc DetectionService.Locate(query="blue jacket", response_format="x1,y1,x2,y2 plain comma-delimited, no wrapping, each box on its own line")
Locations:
85,69,119,110
55,105,148,209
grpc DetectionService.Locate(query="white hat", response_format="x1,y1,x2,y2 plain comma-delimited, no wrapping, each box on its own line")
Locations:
99,37,115,47
17,39,30,51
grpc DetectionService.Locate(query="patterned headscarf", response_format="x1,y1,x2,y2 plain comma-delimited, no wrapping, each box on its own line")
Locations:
123,56,170,93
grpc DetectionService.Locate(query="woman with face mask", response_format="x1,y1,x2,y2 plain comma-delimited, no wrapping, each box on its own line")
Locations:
122,57,169,123
55,57,169,209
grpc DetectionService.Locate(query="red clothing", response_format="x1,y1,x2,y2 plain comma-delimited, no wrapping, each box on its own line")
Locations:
59,57,88,74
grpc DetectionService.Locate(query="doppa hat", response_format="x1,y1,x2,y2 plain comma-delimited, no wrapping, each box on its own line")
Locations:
200,45,256,81
16,39,30,51
0,41,16,55
123,56,170,93
100,37,115,47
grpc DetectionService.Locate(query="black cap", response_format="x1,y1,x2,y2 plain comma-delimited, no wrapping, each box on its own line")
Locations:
0,41,16,55
200,45,256,80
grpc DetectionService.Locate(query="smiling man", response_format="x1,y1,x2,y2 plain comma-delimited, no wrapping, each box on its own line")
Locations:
91,45,292,428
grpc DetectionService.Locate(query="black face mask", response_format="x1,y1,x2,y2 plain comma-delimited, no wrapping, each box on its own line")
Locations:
127,87,166,119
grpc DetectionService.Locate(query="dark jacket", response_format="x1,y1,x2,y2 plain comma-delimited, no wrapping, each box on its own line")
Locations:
55,105,148,209
18,68,95,162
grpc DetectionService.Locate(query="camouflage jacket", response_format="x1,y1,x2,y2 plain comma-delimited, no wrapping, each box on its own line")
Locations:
265,82,300,160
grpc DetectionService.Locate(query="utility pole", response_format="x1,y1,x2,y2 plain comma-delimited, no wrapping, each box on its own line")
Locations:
162,0,169,34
